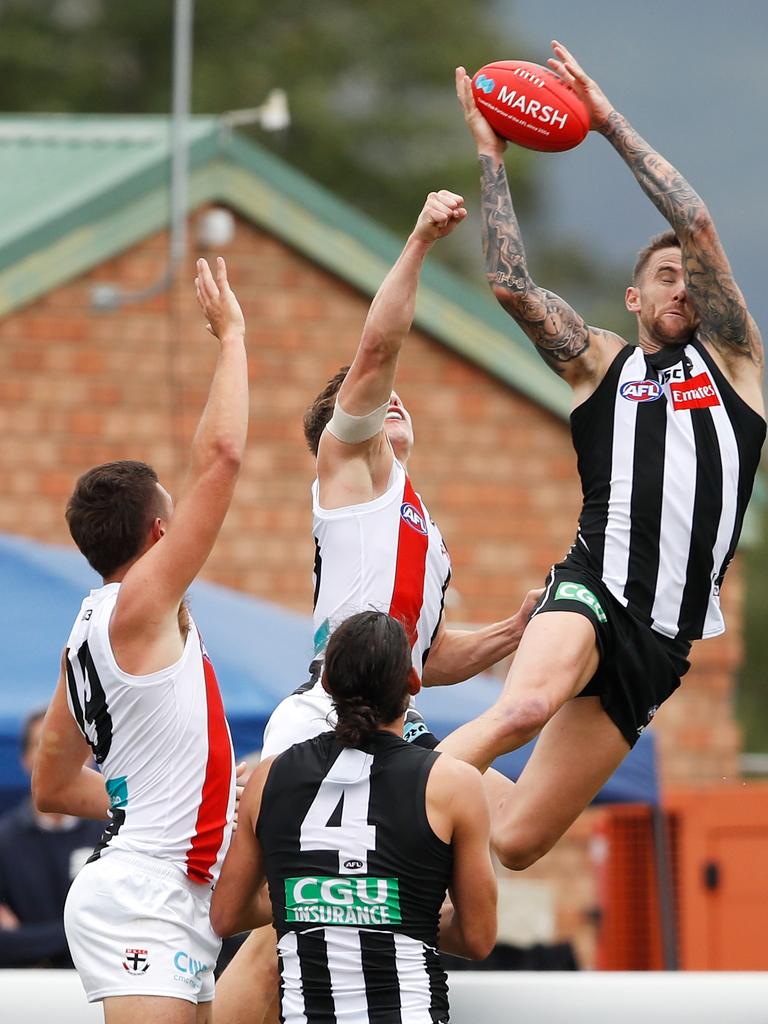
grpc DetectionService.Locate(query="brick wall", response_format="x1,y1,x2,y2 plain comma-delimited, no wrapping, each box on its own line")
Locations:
0,208,749,966
0,212,580,618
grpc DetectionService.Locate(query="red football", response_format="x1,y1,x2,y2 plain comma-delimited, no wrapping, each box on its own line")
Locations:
471,60,589,152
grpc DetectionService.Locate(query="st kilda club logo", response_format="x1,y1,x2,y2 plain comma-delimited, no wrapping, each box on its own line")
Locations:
123,948,150,973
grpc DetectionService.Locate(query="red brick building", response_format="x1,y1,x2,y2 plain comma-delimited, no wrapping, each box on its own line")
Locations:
0,116,754,965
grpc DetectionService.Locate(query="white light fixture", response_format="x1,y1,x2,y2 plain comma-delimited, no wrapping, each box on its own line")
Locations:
222,89,291,133
196,207,236,249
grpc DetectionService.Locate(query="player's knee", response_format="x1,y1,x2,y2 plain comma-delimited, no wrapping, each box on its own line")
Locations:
494,691,553,747
493,825,554,872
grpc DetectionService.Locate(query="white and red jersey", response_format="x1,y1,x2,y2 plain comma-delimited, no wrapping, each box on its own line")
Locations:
64,583,235,887
311,458,452,677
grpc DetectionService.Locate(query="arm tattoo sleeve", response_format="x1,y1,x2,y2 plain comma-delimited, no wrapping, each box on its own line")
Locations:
479,155,590,372
601,112,757,361
600,111,706,233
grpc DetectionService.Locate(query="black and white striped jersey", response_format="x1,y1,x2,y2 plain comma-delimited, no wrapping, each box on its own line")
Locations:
257,731,453,1024
571,339,765,640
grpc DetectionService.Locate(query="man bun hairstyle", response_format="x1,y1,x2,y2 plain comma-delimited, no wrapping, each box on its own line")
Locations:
66,460,164,578
324,611,411,747
633,229,681,284
303,366,350,456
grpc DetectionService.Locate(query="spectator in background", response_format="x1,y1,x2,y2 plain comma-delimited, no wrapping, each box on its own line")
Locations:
0,710,104,968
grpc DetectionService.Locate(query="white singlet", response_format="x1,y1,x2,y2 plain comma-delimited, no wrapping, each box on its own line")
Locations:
311,458,451,670
262,459,451,759
64,583,235,886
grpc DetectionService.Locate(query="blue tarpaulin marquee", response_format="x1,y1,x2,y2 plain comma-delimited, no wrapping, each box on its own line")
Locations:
0,533,659,810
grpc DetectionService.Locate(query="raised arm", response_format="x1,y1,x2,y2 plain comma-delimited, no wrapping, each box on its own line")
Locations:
111,258,249,668
338,192,466,417
456,67,623,395
317,191,467,506
548,41,764,399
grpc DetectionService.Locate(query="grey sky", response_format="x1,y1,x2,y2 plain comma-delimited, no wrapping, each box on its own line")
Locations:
499,0,767,334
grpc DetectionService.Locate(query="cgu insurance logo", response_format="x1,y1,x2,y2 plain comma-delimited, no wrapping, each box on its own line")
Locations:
285,875,402,926
620,379,663,403
554,581,607,624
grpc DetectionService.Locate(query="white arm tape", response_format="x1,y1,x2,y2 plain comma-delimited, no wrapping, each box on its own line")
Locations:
326,398,389,444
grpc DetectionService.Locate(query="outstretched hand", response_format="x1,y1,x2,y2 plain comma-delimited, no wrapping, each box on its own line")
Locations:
455,66,507,157
195,256,246,341
508,587,544,652
412,190,468,243
546,40,614,131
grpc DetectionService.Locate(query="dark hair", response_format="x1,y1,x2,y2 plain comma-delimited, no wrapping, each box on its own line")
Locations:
21,709,46,756
632,230,681,284
66,460,164,578
324,611,411,747
303,366,350,456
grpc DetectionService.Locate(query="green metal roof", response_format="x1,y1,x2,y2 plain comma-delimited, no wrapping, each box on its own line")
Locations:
0,114,569,419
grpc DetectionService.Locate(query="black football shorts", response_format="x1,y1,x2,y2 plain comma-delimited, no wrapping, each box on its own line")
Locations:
532,551,691,748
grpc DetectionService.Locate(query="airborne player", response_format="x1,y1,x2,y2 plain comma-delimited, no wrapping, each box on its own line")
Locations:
439,41,765,869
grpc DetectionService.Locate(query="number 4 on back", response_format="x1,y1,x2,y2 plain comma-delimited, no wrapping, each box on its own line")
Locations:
300,748,377,874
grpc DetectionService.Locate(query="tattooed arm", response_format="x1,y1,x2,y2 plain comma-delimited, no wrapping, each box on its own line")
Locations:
599,112,763,372
548,41,764,391
479,152,616,378
455,67,623,392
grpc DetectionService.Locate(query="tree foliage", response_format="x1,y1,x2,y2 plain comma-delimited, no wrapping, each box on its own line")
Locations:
0,2,632,334
0,0,537,238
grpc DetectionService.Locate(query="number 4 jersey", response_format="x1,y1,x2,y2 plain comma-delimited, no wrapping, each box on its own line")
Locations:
257,731,453,1024
64,583,235,887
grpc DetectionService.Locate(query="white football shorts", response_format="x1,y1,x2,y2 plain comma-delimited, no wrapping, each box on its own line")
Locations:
260,664,432,759
260,675,335,759
64,849,221,1004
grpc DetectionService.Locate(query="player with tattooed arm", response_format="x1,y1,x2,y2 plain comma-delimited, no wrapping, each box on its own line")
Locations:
440,41,765,870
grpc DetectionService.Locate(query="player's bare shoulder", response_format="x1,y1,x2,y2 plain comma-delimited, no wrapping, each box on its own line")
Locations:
242,754,277,820
315,426,392,509
424,752,489,847
566,326,628,405
585,326,628,365
426,751,485,814
699,312,765,418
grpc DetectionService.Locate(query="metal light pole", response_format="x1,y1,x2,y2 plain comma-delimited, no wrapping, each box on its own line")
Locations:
168,0,192,275
92,0,193,310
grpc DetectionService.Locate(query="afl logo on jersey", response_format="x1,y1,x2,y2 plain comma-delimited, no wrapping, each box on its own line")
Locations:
620,379,663,402
400,502,428,535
